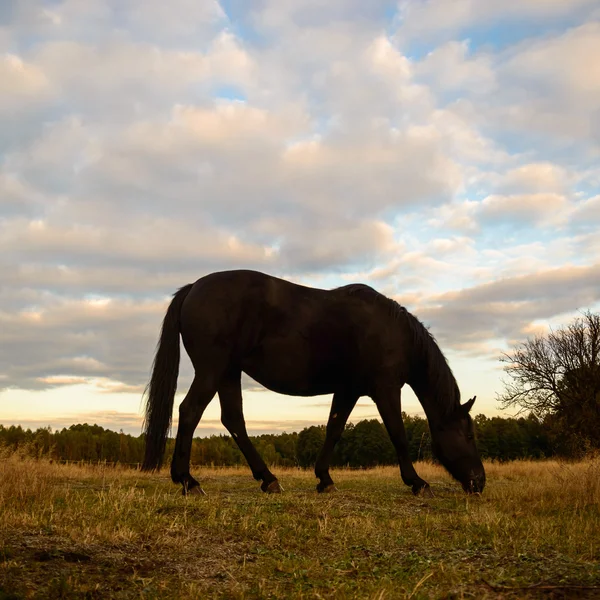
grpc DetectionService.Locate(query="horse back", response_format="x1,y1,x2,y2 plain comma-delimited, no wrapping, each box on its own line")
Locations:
179,270,407,395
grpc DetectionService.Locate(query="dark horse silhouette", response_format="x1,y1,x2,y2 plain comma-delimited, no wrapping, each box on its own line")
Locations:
141,269,485,496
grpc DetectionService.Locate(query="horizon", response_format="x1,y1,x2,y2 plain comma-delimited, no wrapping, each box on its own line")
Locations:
1,1,599,437
0,402,531,439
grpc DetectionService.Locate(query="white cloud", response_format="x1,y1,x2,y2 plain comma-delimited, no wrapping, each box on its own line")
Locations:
1,1,599,425
0,53,53,111
427,192,573,232
497,162,573,194
367,35,412,81
492,23,600,145
407,108,508,166
30,35,255,120
117,0,226,39
0,217,274,268
416,40,496,94
479,193,570,226
569,194,600,228
501,22,600,104
275,219,398,271
427,201,480,233
5,0,226,45
409,21,600,157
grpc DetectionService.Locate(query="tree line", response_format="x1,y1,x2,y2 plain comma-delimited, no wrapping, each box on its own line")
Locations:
0,412,564,468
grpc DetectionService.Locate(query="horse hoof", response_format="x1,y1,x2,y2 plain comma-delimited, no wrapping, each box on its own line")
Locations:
413,484,434,498
263,480,283,494
185,485,207,496
317,483,337,493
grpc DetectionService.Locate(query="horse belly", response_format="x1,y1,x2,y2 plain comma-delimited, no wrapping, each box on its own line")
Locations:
241,345,340,397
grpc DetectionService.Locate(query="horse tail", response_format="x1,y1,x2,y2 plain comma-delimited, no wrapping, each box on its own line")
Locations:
141,283,194,471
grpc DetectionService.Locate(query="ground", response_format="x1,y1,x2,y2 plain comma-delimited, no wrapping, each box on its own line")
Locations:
0,455,599,599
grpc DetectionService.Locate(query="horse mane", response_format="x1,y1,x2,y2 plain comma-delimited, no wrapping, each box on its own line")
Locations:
334,283,461,417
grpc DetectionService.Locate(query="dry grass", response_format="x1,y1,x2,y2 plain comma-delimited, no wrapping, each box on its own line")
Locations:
0,455,599,599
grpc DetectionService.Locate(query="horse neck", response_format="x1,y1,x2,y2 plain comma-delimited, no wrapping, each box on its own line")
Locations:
405,338,458,426
408,376,447,427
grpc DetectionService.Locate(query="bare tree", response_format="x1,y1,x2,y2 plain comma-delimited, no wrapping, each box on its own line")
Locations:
498,310,600,453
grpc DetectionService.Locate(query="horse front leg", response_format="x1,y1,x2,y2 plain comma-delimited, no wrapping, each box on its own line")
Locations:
314,390,359,493
373,386,433,496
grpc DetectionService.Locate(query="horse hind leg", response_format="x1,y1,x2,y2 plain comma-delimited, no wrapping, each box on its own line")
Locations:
314,390,359,493
218,372,281,493
170,376,217,495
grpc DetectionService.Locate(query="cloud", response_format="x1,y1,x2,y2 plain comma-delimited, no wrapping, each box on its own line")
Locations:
501,22,600,104
415,40,496,94
0,292,181,392
496,162,572,194
116,0,226,41
494,23,600,146
0,1,599,428
273,219,398,272
5,0,227,46
1,217,274,268
570,194,600,229
0,173,49,218
415,263,600,354
478,193,570,226
33,375,144,395
409,21,600,165
395,0,599,43
428,192,571,234
30,33,255,120
1,80,465,285
0,52,58,152
0,53,53,111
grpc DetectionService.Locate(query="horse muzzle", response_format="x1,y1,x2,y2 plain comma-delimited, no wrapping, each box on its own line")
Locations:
462,471,486,494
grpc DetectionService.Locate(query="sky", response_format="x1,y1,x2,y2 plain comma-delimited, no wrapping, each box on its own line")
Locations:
1,0,600,437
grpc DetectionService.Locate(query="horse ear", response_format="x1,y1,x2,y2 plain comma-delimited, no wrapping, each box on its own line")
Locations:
462,395,476,413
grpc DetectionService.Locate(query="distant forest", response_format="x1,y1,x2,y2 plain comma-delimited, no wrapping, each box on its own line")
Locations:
0,412,571,467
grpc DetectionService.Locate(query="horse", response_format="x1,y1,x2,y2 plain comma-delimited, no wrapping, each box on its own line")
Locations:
141,269,485,496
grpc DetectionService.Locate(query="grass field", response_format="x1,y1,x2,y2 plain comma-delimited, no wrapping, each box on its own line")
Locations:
1,454,599,599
